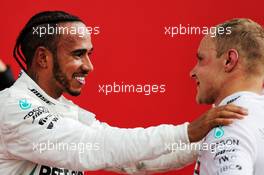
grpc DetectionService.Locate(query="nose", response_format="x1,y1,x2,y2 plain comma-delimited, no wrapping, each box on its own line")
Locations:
82,55,94,72
190,65,197,79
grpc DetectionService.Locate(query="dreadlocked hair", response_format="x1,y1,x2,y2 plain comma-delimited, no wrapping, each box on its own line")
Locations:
13,11,83,71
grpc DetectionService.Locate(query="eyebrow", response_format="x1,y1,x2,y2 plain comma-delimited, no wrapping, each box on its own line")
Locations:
71,47,93,55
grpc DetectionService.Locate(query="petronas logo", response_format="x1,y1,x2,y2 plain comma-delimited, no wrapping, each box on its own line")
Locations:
19,99,32,110
214,126,224,139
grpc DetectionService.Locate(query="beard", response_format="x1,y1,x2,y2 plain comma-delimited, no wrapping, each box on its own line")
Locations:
52,54,81,96
197,86,218,104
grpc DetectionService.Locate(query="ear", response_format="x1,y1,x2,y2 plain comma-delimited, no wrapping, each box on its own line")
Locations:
34,46,52,69
224,49,239,72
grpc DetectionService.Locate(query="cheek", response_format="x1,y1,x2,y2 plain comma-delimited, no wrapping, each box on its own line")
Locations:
63,62,81,75
198,69,217,90
197,68,209,81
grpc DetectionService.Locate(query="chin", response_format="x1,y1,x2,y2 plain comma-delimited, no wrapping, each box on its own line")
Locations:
197,95,207,104
68,89,81,96
196,93,202,104
196,98,203,104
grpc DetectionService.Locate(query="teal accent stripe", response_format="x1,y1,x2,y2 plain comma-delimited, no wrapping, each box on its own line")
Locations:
29,164,38,175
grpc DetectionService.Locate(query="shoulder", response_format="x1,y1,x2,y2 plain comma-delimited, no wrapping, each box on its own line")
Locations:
207,92,262,143
203,93,262,159
229,92,264,113
0,83,45,124
0,81,42,107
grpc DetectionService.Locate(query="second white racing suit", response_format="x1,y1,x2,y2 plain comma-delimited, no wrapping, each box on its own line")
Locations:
194,92,264,175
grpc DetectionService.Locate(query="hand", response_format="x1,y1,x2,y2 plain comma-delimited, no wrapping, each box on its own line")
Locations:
0,59,7,72
188,104,248,142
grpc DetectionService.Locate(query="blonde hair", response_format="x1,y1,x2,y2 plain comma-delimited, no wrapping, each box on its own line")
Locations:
214,18,264,75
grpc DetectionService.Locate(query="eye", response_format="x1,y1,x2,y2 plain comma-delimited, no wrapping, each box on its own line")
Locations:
75,52,85,57
73,50,86,58
196,54,203,63
76,53,82,57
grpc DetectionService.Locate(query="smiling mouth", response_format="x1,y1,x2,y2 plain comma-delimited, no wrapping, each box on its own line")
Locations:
74,76,86,85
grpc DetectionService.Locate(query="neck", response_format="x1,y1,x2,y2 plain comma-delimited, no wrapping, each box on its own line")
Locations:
214,75,263,105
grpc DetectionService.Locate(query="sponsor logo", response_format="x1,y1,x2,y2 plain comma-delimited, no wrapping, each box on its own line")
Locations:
24,106,49,123
19,99,32,110
39,165,84,175
216,154,238,165
214,148,237,159
28,88,55,105
226,96,240,104
24,106,59,129
213,138,239,147
38,114,59,129
211,138,240,153
214,126,224,139
217,164,242,175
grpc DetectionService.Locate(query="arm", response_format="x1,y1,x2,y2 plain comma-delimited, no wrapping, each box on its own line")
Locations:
108,142,199,175
0,93,190,172
77,105,247,174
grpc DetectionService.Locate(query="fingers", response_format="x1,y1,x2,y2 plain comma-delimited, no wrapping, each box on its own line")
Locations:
212,118,234,126
217,110,245,119
188,104,248,142
218,104,248,115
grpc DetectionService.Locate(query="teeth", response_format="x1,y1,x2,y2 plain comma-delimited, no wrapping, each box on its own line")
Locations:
75,77,86,85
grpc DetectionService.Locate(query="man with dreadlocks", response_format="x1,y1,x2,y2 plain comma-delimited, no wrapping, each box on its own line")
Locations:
0,11,247,175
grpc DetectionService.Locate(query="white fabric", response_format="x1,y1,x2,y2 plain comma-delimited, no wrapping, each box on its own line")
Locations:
0,71,197,175
194,91,264,175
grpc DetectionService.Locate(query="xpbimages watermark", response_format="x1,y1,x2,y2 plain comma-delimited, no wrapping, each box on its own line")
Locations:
165,138,239,154
98,82,166,95
32,24,100,37
33,141,100,154
164,24,231,37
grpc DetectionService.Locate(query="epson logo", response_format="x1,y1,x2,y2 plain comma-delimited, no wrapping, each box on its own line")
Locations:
29,88,55,105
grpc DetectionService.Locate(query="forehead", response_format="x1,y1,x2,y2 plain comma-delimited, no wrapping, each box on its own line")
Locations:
57,22,93,51
198,36,216,55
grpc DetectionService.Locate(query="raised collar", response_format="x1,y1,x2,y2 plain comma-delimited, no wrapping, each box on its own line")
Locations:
17,71,68,106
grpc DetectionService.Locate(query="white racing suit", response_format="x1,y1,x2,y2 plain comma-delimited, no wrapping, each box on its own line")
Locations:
0,72,198,175
194,92,264,175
